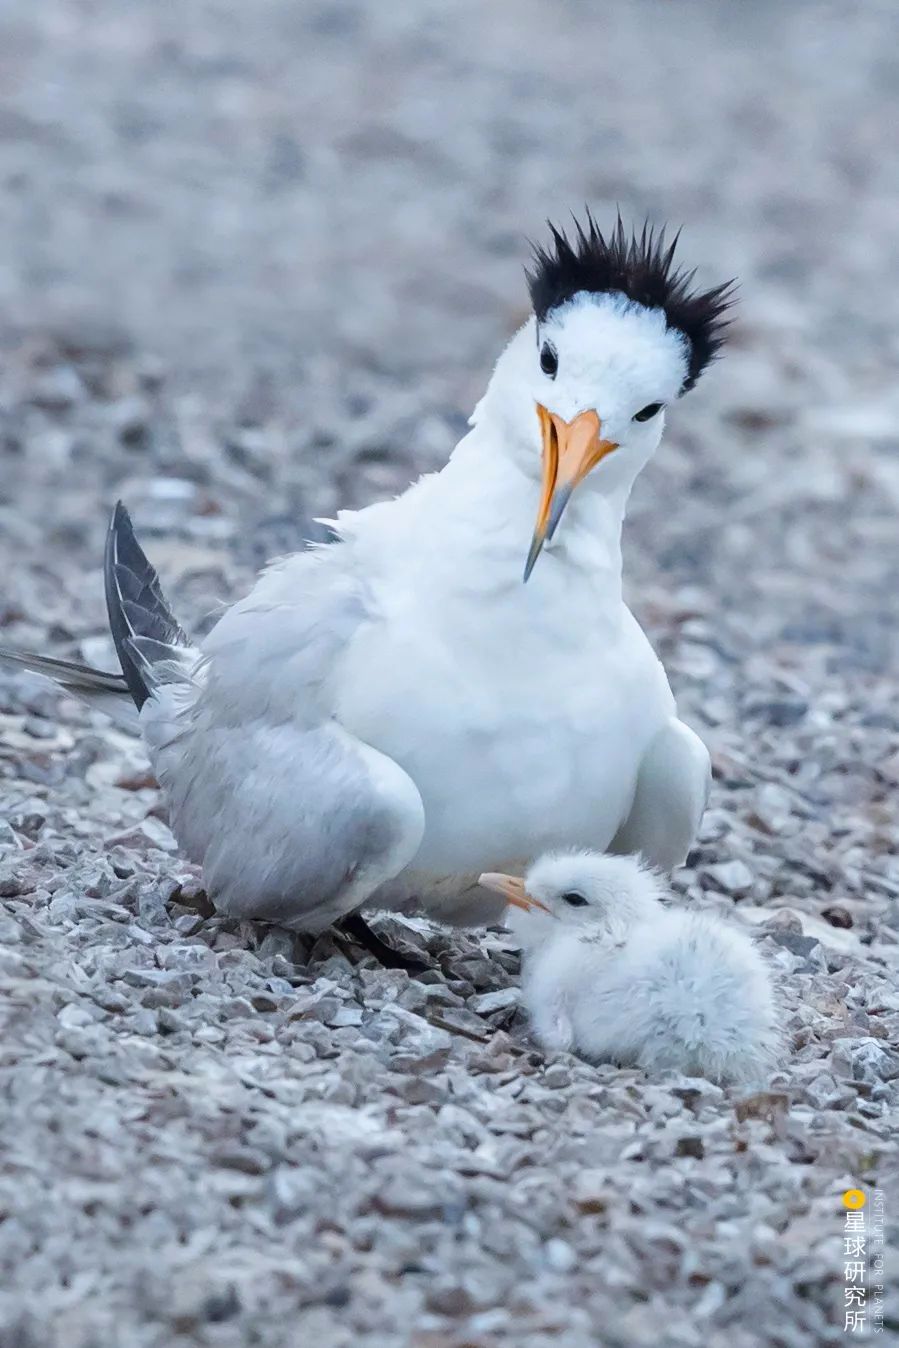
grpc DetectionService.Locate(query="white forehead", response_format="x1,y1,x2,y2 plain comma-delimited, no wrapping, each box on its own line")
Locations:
539,292,689,419
526,850,663,910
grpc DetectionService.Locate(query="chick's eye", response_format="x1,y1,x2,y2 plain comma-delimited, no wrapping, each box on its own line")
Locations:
633,402,662,423
560,891,588,907
540,342,558,378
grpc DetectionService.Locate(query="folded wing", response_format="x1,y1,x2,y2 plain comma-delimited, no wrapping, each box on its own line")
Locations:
7,506,425,930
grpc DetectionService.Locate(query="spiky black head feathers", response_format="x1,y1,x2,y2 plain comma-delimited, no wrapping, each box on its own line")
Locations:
526,213,735,392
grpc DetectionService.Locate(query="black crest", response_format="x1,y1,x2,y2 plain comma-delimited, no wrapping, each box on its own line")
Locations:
526,212,735,391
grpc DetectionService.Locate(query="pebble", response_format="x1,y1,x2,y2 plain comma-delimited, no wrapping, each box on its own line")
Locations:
703,859,755,896
469,987,519,1017
832,1037,899,1085
801,1072,857,1111
544,1237,578,1273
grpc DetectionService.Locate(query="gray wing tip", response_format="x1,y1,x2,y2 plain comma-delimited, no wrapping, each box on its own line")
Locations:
105,500,149,711
106,498,193,711
106,499,133,550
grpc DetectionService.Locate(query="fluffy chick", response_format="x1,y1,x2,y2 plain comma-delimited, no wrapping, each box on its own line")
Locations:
480,851,781,1085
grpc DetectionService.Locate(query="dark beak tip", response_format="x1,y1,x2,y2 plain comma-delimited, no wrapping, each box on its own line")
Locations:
523,537,543,583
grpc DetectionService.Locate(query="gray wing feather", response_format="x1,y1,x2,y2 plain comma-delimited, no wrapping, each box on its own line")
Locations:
179,723,411,929
4,521,423,927
144,544,424,928
104,501,193,710
0,647,127,694
0,646,140,729
0,503,193,733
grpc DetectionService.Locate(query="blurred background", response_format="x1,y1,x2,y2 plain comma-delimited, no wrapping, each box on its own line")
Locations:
1,3,898,1343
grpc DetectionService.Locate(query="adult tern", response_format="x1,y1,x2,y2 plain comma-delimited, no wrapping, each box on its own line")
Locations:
1,215,733,950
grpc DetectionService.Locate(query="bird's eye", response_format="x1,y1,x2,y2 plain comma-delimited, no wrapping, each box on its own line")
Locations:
560,891,588,907
540,342,558,378
633,402,663,422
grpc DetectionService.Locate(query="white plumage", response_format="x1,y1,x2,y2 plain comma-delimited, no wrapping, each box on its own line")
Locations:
482,852,782,1085
0,219,730,936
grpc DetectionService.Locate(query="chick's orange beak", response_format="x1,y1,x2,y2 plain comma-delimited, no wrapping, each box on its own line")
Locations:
478,872,552,914
524,405,619,581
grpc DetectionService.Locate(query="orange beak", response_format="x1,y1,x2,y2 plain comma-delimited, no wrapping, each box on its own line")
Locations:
478,872,552,914
524,404,619,580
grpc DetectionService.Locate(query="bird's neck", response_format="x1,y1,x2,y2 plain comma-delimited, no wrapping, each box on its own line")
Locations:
343,413,640,624
433,417,632,603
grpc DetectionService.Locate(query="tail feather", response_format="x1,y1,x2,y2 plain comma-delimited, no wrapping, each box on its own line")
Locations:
0,645,139,730
0,503,195,732
104,502,191,710
0,647,127,695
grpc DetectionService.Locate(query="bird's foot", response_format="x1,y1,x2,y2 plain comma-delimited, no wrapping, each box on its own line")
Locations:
338,912,429,974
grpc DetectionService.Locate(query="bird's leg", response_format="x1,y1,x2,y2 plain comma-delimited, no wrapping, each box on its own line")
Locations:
338,912,428,974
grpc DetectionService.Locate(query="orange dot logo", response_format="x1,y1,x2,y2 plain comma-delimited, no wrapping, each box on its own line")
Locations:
843,1189,866,1210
